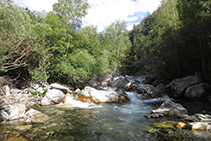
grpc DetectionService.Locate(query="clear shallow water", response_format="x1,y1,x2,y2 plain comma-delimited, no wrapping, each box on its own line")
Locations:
1,92,211,141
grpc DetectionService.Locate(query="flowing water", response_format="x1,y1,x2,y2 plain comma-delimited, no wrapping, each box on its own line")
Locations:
1,92,211,141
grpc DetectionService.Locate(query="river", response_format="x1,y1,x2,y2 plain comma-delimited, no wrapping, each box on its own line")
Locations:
1,91,211,140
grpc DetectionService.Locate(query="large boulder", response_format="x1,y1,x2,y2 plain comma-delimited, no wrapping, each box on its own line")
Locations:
46,89,65,104
135,84,164,100
50,83,71,94
108,76,130,89
0,93,39,109
41,96,52,106
184,83,210,99
166,75,202,98
145,99,188,118
143,72,158,84
1,104,26,121
77,86,130,103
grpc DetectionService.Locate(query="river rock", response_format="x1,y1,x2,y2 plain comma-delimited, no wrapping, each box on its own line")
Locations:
184,83,210,99
166,75,202,98
108,76,130,89
181,114,211,130
187,122,211,130
3,85,10,96
74,88,81,94
1,110,10,121
46,89,65,104
177,122,187,129
24,109,42,119
50,83,71,94
41,96,52,106
16,104,26,118
145,99,188,118
2,105,21,121
135,84,164,100
77,86,130,103
143,72,158,84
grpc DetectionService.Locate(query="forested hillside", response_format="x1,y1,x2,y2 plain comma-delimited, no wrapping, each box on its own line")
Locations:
0,0,210,88
0,0,131,88
123,0,211,83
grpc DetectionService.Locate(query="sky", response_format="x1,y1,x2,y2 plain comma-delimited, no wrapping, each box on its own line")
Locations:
14,0,162,32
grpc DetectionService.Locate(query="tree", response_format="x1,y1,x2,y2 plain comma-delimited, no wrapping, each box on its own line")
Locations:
53,0,89,29
105,20,132,70
0,2,34,72
28,23,53,83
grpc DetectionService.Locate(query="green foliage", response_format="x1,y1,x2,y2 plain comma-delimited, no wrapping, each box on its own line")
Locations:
53,0,90,29
0,1,130,88
52,49,96,83
104,20,132,71
0,2,31,36
31,86,48,98
125,0,211,81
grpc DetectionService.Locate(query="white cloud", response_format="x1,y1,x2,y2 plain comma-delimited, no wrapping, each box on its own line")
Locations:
83,0,162,32
127,22,139,31
14,0,162,32
14,0,57,12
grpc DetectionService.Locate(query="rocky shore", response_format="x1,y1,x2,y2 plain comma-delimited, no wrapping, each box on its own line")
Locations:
1,74,211,132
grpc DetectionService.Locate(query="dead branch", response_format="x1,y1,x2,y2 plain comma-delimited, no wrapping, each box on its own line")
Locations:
0,32,36,71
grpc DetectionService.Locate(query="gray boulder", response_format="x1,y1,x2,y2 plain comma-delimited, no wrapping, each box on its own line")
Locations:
146,99,188,118
41,96,52,106
46,89,65,104
50,83,71,94
166,75,202,98
135,84,164,100
108,76,130,89
143,72,158,84
185,83,210,99
77,86,130,103
1,104,26,121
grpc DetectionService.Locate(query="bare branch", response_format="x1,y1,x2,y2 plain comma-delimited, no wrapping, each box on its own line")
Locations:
0,32,36,71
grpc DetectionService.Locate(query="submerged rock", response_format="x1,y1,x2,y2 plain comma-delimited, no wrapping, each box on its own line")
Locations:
145,99,188,118
77,86,130,103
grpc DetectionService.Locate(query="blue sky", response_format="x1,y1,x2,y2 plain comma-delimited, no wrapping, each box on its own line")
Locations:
14,0,162,32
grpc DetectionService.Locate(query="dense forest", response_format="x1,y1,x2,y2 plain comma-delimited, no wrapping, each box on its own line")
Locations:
0,0,211,89
123,0,211,83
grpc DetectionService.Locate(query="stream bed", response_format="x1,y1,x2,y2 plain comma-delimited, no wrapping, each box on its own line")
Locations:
1,92,211,141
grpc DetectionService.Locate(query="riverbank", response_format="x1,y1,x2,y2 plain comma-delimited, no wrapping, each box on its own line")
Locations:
1,75,211,140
